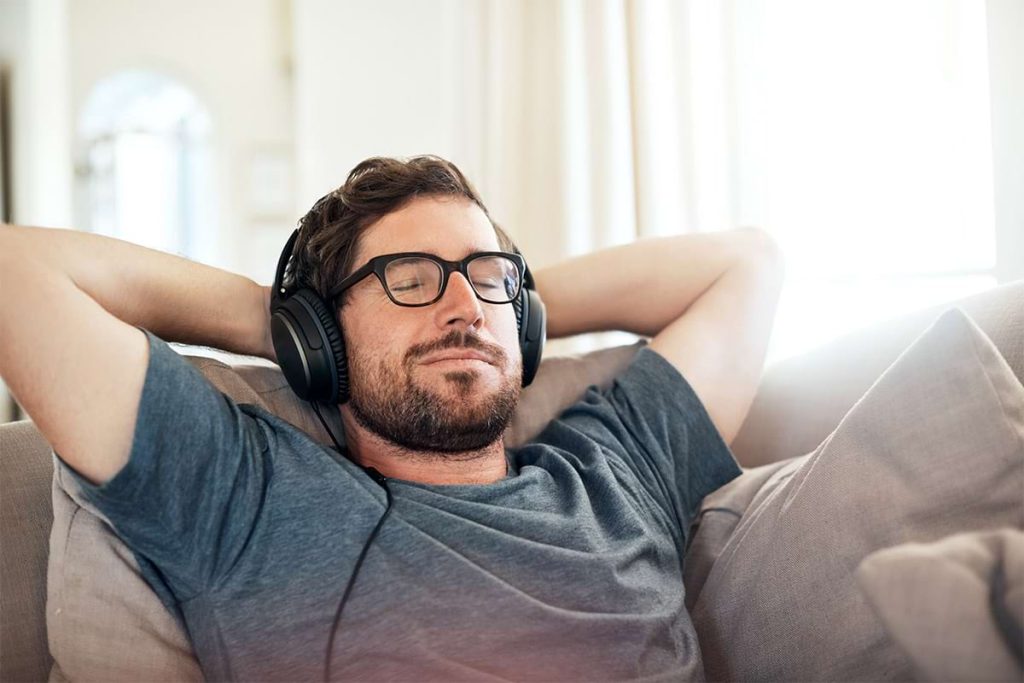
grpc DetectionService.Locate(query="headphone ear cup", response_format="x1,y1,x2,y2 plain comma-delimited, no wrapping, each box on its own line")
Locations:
294,290,349,403
270,288,349,404
516,287,546,387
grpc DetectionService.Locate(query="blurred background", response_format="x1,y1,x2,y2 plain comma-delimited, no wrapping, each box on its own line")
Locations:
0,0,1021,423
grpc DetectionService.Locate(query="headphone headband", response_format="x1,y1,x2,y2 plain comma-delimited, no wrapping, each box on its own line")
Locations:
271,229,301,309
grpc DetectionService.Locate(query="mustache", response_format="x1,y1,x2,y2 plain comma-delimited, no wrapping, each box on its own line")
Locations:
406,329,508,368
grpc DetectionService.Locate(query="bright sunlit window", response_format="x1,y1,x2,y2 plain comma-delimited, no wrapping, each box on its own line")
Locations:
738,0,998,366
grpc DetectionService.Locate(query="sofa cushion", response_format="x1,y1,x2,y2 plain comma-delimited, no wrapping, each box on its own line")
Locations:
682,453,806,609
47,477,204,682
0,421,55,683
47,340,646,681
855,527,1024,681
688,306,1024,681
730,278,1024,468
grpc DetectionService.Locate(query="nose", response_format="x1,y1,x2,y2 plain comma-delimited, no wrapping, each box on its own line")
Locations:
434,272,485,331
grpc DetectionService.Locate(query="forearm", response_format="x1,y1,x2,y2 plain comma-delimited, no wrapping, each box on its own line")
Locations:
533,228,766,339
1,223,274,360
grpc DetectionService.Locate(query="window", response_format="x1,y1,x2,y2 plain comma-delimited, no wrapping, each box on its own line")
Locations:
76,70,215,258
734,0,998,365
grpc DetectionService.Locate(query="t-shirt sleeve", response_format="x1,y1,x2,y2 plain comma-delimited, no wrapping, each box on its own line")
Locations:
536,346,743,543
53,328,273,601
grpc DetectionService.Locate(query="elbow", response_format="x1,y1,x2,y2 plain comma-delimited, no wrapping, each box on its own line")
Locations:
734,227,786,272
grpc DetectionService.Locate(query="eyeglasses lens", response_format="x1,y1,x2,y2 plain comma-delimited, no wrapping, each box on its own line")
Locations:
467,256,521,303
383,256,521,305
384,258,444,305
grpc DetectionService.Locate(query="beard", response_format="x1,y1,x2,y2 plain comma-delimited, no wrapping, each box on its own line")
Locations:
346,329,522,455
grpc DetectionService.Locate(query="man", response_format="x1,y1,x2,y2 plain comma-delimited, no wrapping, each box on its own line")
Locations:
0,155,785,680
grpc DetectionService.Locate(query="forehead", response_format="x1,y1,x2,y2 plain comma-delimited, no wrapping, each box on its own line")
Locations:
353,196,501,263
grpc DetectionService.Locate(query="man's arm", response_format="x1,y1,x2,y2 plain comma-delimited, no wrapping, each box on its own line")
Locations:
533,227,785,446
0,223,274,485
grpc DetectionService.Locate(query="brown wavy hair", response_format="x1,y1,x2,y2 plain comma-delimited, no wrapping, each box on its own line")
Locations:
290,155,516,312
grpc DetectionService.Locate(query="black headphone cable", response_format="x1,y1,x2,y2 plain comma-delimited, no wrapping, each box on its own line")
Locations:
310,400,393,682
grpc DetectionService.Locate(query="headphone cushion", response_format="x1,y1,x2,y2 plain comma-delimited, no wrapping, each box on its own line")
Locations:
514,286,546,388
512,291,524,332
292,289,348,402
519,289,545,387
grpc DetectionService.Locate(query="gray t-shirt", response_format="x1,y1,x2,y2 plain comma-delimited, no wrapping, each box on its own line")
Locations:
57,328,742,682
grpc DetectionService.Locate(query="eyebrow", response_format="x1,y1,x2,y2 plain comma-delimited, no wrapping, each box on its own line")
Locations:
366,247,499,260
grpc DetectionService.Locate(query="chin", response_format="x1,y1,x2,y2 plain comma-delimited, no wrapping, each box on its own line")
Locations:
432,373,504,398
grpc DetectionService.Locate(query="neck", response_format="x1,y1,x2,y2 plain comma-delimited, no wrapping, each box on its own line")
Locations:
339,408,508,485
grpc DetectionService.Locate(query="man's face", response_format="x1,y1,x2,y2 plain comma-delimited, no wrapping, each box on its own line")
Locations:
338,196,522,455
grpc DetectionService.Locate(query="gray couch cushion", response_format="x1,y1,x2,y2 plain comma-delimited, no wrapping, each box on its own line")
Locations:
682,453,806,610
855,528,1024,681
688,306,1024,681
47,476,204,682
732,279,1024,467
0,421,54,683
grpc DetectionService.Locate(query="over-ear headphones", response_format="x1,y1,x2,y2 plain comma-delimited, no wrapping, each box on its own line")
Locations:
269,228,546,405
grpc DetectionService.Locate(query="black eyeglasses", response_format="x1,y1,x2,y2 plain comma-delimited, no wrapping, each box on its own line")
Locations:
327,251,526,307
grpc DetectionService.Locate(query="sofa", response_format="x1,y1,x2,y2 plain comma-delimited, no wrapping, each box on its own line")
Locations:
2,279,1022,682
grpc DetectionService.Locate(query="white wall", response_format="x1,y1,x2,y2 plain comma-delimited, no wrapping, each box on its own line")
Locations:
67,0,295,282
987,0,1024,285
0,0,73,229
0,0,28,224
292,0,472,208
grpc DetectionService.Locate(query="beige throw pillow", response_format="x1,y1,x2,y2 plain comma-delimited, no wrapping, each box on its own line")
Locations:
47,341,646,681
687,306,1024,682
855,527,1024,682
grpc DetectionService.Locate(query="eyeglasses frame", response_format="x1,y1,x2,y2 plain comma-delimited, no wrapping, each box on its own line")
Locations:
326,251,527,308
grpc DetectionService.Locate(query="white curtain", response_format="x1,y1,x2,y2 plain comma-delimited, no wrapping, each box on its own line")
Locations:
461,0,739,354
471,0,737,264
